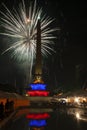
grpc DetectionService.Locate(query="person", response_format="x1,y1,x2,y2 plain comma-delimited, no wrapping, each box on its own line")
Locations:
9,100,14,112
5,99,10,114
0,102,4,119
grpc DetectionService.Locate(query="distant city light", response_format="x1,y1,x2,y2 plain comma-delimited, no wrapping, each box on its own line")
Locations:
76,112,80,119
74,97,79,103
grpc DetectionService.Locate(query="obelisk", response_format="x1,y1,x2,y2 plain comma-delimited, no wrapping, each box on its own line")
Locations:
35,18,42,82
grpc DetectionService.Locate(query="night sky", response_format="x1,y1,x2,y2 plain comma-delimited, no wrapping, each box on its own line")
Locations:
0,0,87,93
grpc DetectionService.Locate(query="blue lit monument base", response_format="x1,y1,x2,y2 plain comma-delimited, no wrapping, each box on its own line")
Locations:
26,82,49,96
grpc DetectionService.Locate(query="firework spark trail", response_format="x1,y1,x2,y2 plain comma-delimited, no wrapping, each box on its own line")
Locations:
0,0,58,82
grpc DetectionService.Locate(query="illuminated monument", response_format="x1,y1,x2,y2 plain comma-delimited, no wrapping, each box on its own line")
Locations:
26,18,49,97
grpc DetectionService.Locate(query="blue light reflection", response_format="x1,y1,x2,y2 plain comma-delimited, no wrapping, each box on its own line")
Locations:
28,119,47,127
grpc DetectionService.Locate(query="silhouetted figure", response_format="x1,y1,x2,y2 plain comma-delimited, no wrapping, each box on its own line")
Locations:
5,99,10,114
0,102,4,119
9,100,14,112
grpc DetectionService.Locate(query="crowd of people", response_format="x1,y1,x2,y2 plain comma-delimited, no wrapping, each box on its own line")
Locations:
0,99,14,120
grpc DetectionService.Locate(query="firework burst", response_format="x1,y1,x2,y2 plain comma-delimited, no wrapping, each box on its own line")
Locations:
0,0,57,82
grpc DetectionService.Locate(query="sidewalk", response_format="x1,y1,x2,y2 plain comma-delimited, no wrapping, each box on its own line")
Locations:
0,110,17,129
0,98,30,129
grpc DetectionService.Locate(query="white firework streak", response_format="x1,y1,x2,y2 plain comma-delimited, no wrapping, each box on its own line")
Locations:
0,0,58,82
